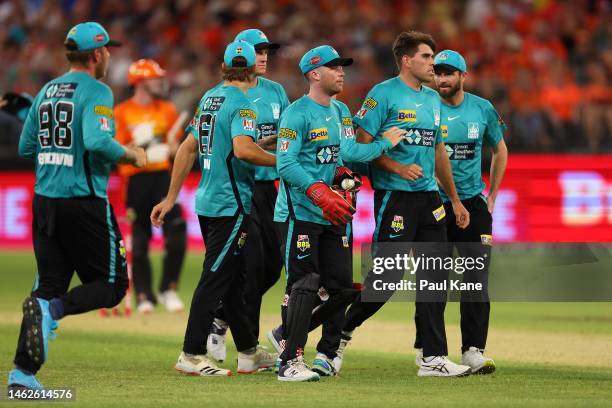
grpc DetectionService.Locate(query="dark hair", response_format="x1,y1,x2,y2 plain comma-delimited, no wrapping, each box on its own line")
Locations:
64,39,95,66
392,31,436,70
221,64,254,82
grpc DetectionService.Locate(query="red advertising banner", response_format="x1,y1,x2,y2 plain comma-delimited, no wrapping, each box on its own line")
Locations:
0,155,610,249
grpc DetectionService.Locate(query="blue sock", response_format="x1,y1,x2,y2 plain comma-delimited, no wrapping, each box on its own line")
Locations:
49,298,64,320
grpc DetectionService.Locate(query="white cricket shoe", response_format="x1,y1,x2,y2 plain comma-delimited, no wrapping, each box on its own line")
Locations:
137,300,154,315
333,331,352,373
237,345,278,373
157,290,184,312
417,356,471,377
206,319,228,362
461,347,496,374
175,352,231,377
278,356,320,382
312,352,337,376
415,348,423,367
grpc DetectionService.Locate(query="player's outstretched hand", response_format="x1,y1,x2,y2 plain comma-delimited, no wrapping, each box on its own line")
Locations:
306,181,355,226
452,201,470,229
382,126,407,147
151,198,175,228
133,147,147,168
397,163,423,181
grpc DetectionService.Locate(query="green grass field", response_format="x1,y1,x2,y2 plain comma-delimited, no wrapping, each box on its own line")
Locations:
1,250,611,407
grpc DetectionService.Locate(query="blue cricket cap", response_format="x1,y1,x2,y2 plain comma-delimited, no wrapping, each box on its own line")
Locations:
224,41,256,68
65,22,121,51
434,50,467,73
234,29,280,51
299,45,353,74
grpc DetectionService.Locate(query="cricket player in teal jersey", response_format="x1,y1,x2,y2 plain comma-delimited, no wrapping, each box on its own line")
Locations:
8,22,147,391
413,50,507,374
338,31,473,377
274,45,406,382
151,41,277,377
207,29,290,363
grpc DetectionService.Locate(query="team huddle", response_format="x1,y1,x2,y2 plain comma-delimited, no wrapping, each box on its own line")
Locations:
8,21,507,389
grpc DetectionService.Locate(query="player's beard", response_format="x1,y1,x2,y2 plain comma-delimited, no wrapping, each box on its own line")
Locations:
94,60,107,79
438,81,461,98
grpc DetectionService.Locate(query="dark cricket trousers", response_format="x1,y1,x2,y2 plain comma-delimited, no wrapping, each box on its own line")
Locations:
344,190,450,357
439,194,492,353
182,214,257,355
277,219,353,362
15,194,129,374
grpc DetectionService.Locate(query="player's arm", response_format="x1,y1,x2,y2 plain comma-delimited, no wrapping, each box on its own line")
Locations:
435,141,469,229
234,136,276,166
17,95,40,159
484,104,509,213
83,86,145,166
151,135,198,227
256,135,278,152
231,106,275,166
359,128,423,181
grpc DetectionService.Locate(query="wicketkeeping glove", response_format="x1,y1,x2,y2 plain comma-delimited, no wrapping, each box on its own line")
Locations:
333,166,362,192
306,181,355,226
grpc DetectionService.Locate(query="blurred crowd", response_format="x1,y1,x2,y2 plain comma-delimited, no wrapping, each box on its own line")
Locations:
1,0,611,163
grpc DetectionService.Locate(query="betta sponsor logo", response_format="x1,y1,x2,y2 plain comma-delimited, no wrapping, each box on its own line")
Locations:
398,110,417,122
432,205,446,221
308,127,329,142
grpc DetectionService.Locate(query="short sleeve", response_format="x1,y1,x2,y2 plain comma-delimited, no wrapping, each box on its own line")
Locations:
230,102,258,140
483,101,506,147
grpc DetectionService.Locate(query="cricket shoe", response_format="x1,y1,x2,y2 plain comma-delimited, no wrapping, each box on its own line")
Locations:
157,290,184,312
137,300,154,315
175,352,231,377
312,353,337,377
237,345,278,373
417,356,471,377
266,326,285,354
461,347,496,374
415,348,423,367
206,318,228,362
23,297,58,365
8,368,44,391
277,356,320,382
333,330,352,373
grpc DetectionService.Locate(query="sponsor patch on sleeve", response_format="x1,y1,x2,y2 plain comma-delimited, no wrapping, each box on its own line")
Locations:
239,109,257,119
342,117,352,126
279,139,289,152
343,127,354,138
100,117,111,131
356,108,368,119
279,128,297,140
364,97,378,109
243,119,255,131
94,105,113,118
432,205,446,221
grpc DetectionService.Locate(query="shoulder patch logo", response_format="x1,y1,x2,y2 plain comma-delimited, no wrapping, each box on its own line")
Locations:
342,117,352,126
239,109,257,119
279,128,297,140
364,98,378,109
94,105,113,118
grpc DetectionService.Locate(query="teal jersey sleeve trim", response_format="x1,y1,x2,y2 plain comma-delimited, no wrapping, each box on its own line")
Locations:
211,214,244,272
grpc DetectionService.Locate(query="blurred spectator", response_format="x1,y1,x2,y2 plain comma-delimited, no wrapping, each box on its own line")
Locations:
0,0,610,164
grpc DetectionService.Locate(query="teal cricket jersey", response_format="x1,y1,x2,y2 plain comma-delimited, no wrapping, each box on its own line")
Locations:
18,72,125,198
274,95,393,225
438,92,506,202
187,85,259,217
246,77,290,181
354,76,442,192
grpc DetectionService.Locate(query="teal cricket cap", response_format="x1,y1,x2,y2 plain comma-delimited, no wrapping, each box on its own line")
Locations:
224,40,256,68
65,22,121,51
234,29,280,51
299,45,353,74
434,50,467,73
